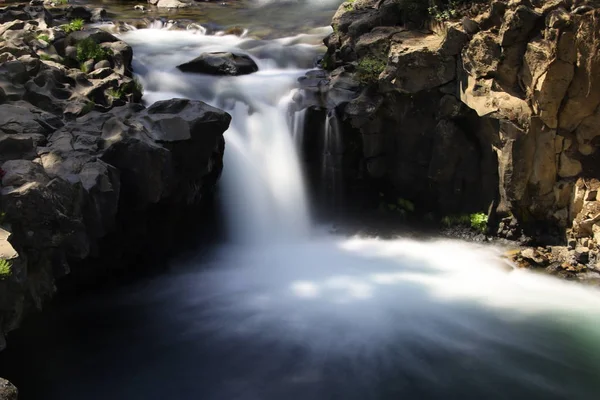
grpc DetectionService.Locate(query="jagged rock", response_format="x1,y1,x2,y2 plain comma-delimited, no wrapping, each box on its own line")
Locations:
384,32,455,93
177,52,258,76
0,101,63,135
0,378,18,400
90,8,107,23
462,32,501,78
0,4,231,350
66,6,92,22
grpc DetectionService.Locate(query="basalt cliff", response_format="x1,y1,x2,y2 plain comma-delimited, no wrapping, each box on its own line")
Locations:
0,2,230,353
297,0,600,279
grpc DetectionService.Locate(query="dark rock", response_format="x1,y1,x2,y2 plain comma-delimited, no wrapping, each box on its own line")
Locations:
66,6,92,22
90,8,107,23
177,52,258,76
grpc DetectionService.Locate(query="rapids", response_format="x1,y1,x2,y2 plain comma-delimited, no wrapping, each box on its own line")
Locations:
2,8,600,400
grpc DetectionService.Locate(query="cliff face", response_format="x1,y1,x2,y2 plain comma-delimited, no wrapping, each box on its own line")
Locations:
0,3,230,349
301,0,600,243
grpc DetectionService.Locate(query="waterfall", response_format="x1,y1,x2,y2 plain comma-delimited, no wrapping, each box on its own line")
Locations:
120,28,321,243
82,26,600,400
322,109,343,208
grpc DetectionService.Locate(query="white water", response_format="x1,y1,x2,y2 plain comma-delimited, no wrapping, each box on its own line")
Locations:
117,26,600,399
322,110,343,207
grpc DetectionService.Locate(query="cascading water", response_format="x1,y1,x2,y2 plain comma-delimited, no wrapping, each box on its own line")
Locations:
322,109,343,208
4,14,600,400
121,27,315,242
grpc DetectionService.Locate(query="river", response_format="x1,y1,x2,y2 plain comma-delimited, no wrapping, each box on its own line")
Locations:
1,1,600,399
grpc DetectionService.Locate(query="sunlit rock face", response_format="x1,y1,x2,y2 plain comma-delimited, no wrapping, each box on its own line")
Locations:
305,0,600,247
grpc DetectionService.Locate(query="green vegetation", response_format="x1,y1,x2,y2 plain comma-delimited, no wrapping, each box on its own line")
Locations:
81,101,95,115
320,52,334,70
428,0,482,21
107,87,125,99
36,34,50,43
356,56,386,84
379,194,416,219
76,38,113,63
54,0,69,4
442,212,488,233
39,53,60,62
343,0,357,11
0,259,12,280
61,18,85,34
428,4,459,21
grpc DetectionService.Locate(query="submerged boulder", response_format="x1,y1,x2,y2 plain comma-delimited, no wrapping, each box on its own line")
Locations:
177,52,259,76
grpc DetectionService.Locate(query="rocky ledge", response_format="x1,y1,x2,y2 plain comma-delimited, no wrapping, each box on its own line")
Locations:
295,0,600,281
0,2,230,352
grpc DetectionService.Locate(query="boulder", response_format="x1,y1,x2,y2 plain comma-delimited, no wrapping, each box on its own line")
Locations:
154,0,190,8
0,378,17,400
177,52,259,76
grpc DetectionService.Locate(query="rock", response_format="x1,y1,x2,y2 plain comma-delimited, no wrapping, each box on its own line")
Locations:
461,17,480,34
154,0,190,8
90,8,107,23
94,59,111,70
383,31,455,93
520,248,549,265
0,102,63,135
574,246,590,264
0,378,17,400
462,32,501,78
558,152,582,177
177,52,258,76
66,6,92,21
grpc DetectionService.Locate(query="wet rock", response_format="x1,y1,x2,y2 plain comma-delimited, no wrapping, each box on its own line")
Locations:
154,0,190,9
177,52,258,76
66,6,92,22
90,8,107,23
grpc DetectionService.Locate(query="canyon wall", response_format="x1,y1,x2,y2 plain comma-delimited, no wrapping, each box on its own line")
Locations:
300,0,600,246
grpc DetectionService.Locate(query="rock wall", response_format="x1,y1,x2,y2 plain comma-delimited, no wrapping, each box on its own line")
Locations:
0,3,230,350
301,0,600,244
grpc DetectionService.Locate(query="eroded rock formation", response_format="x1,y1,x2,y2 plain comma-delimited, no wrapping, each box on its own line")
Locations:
0,3,230,350
300,0,600,278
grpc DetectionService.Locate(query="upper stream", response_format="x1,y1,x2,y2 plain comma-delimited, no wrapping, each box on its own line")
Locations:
2,2,600,399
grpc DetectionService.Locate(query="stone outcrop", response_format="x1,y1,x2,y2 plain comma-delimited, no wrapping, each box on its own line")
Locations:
177,52,259,76
303,0,600,278
0,378,17,400
0,3,230,349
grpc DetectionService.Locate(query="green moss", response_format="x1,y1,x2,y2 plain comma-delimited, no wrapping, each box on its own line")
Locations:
469,212,488,233
427,0,476,21
106,87,124,99
76,38,113,63
397,198,415,213
343,0,357,11
0,259,12,280
37,34,50,43
61,18,85,34
356,56,386,84
81,101,95,115
442,212,488,233
321,52,334,70
39,54,53,61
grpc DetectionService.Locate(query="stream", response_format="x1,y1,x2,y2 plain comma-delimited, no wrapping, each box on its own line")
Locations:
1,1,600,399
